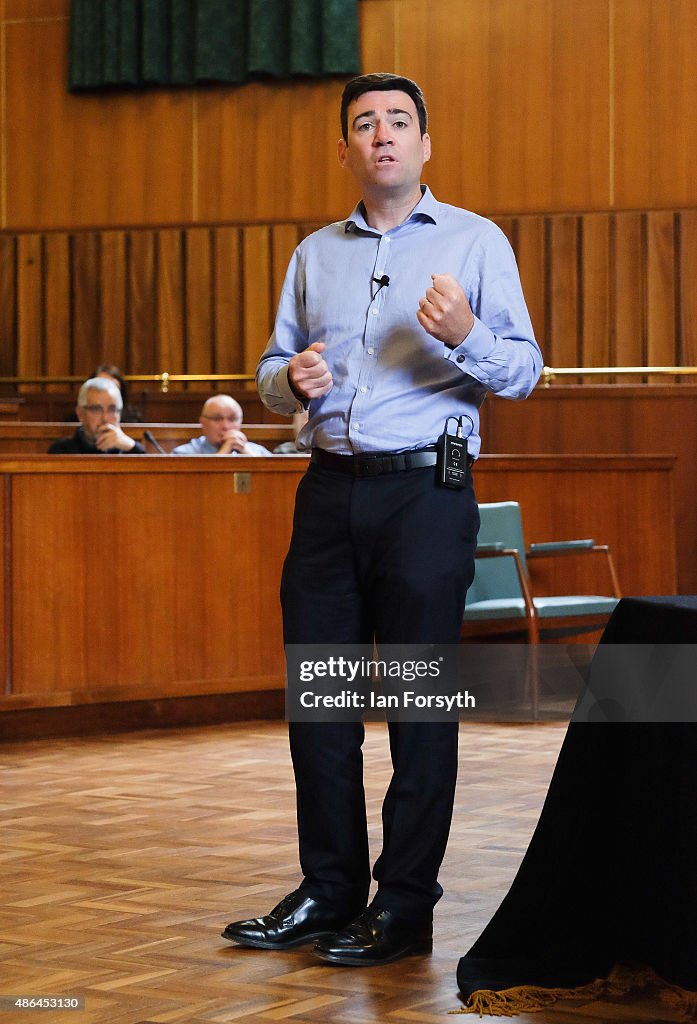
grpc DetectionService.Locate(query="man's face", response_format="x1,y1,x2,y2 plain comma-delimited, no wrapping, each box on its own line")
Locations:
200,400,242,446
77,388,121,443
337,90,431,195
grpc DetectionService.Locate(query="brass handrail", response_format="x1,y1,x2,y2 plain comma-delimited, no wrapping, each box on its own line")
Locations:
542,365,697,386
4,367,697,392
0,373,255,393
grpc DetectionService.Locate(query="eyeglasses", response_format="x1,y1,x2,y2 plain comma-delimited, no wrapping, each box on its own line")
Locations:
81,404,119,415
202,414,241,424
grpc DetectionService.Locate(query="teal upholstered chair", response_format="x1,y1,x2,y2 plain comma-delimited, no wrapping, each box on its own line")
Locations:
462,501,621,644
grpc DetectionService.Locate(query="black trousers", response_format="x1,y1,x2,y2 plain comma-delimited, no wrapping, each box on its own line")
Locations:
281,461,479,921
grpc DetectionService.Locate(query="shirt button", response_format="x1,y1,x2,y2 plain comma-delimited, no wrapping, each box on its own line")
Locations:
456,354,465,363
367,347,375,355
371,308,379,316
360,386,368,394
377,269,384,276
354,423,361,430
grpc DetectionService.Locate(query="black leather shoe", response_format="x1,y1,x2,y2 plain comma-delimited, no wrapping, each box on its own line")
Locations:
313,906,433,966
222,890,359,950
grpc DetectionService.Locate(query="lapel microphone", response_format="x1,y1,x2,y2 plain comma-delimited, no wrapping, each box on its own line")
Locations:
372,274,390,288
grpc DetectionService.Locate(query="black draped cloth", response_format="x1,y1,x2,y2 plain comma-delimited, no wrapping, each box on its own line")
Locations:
457,597,697,1007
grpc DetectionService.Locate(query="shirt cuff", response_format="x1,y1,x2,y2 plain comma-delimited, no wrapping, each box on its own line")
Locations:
444,317,496,371
260,364,308,414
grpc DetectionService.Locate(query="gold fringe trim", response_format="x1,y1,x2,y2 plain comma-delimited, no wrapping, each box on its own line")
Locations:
452,963,697,1020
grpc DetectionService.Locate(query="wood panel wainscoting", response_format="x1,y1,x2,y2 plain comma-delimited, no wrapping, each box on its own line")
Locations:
2,206,697,399
0,454,675,739
5,1,697,229
481,385,695,594
3,387,284,426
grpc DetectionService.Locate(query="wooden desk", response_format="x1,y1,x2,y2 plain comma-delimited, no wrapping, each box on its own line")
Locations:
0,454,676,736
0,422,295,454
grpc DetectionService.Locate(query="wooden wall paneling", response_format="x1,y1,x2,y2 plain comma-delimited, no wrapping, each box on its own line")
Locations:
481,0,544,211
641,0,697,208
645,210,677,377
401,0,490,212
71,232,101,374
0,455,673,708
612,212,644,369
286,80,354,222
492,217,514,248
99,231,128,370
196,77,355,225
11,474,89,691
613,0,697,209
241,226,273,376
16,234,43,378
43,233,71,389
4,18,194,229
515,216,546,355
580,214,611,369
473,456,676,598
5,2,69,16
213,227,243,375
127,231,157,373
299,223,325,246
611,0,651,208
548,0,610,210
678,210,697,369
4,19,68,229
0,238,17,381
184,228,213,374
7,461,297,698
547,216,579,375
271,224,301,309
359,0,397,72
484,386,697,592
653,0,697,207
6,2,697,229
155,230,185,378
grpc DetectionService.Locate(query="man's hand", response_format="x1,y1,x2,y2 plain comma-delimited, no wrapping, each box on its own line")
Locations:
218,428,251,455
417,273,475,349
95,423,136,451
288,342,333,400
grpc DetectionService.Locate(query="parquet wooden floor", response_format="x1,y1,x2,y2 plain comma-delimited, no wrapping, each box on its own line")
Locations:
0,721,681,1024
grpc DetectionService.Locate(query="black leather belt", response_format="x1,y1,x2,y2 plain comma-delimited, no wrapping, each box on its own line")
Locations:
311,446,439,477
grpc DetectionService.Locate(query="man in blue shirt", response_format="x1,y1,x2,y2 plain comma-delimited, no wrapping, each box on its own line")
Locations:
171,395,271,456
223,73,542,966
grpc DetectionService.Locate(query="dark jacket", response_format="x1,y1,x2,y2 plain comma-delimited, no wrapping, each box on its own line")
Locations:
48,428,145,455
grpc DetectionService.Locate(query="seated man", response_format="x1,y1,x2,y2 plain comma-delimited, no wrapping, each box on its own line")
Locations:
172,395,271,456
49,378,145,454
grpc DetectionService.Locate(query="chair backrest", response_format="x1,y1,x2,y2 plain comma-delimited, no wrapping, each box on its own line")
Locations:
468,501,528,603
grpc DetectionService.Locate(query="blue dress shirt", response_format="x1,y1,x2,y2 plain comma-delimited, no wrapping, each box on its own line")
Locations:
171,436,271,456
256,187,542,458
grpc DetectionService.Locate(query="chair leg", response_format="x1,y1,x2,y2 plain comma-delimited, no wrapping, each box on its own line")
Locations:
526,613,540,720
527,643,540,721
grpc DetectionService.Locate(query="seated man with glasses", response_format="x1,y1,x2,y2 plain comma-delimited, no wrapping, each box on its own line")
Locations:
171,395,271,456
48,377,145,454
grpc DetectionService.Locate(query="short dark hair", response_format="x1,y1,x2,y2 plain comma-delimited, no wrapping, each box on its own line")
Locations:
340,73,428,142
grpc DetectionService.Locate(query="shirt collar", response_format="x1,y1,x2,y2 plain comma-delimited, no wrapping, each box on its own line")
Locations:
344,185,439,234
